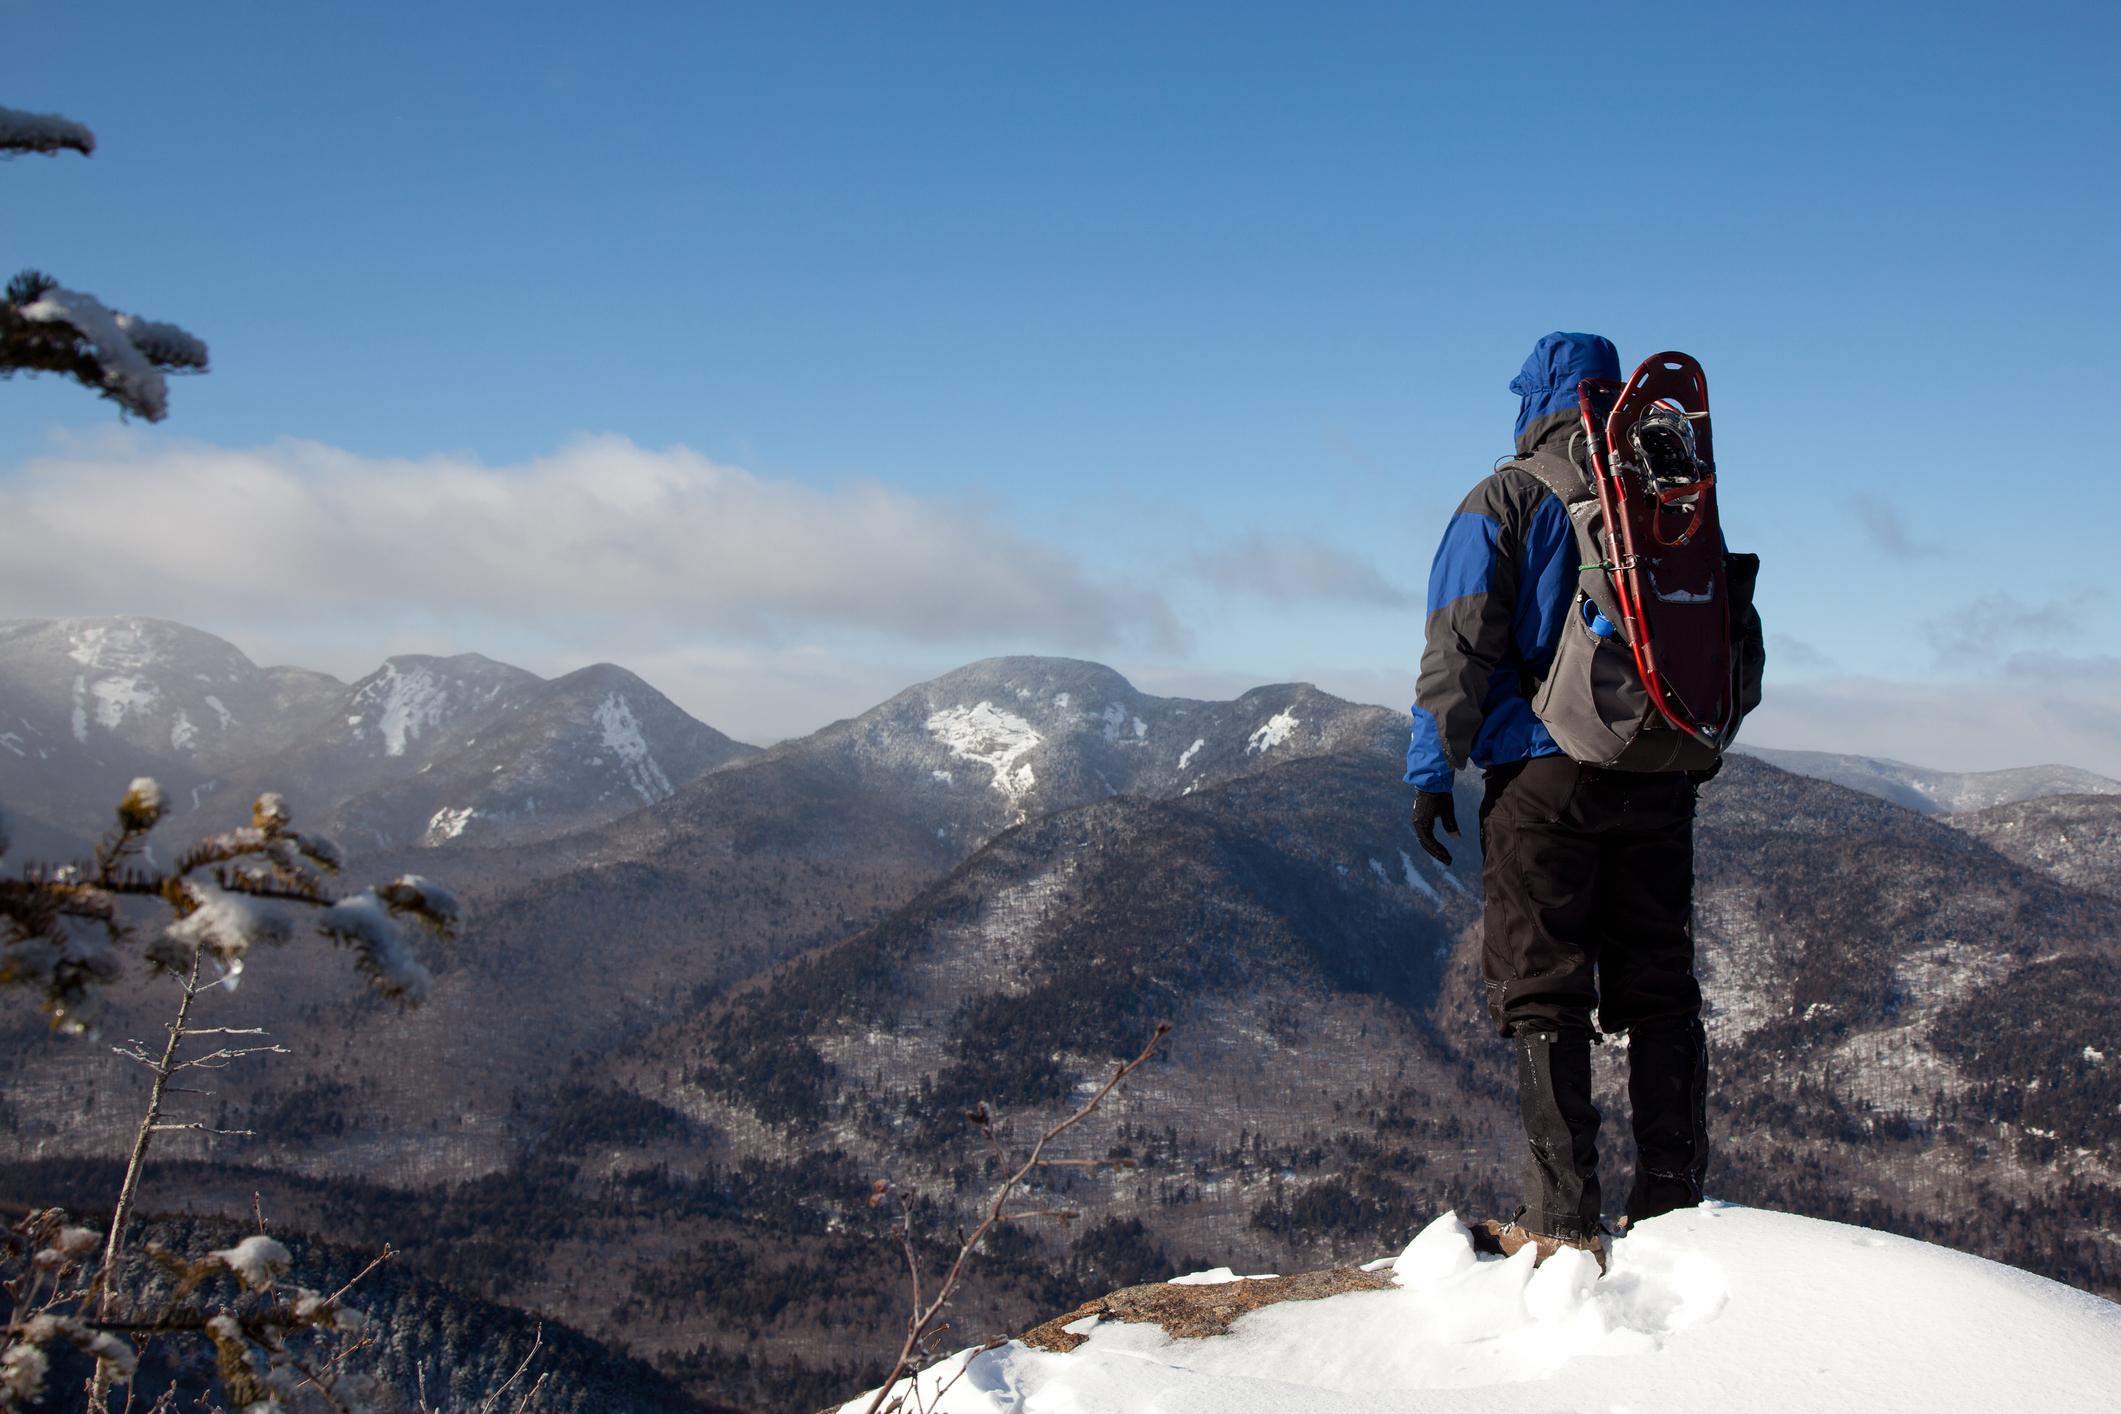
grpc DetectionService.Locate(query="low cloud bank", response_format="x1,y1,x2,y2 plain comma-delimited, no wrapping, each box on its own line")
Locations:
0,433,1184,652
1742,674,2121,780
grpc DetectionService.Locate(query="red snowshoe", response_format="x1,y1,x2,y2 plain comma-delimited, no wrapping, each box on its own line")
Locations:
1575,353,1740,751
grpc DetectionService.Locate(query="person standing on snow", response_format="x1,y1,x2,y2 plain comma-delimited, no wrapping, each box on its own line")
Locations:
1404,331,1730,1269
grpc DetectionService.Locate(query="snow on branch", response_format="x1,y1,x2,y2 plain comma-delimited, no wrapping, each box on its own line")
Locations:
113,313,208,370
317,890,435,1004
0,106,93,157
1,783,450,1031
1,271,208,422
155,879,295,987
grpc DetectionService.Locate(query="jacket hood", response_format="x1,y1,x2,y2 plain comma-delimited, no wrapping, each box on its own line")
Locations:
1511,331,1620,444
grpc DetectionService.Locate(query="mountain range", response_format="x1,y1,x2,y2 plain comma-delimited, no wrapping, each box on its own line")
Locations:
0,618,2116,1414
1731,744,2121,814
0,616,754,856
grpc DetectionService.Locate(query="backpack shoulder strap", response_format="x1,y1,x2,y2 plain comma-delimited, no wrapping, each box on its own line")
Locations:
1505,445,1632,645
1506,445,1596,506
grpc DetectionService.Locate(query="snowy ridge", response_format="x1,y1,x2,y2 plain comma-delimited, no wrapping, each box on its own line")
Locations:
1735,746,2121,814
0,621,749,848
0,619,345,794
837,1205,2121,1413
804,659,1406,860
322,658,748,848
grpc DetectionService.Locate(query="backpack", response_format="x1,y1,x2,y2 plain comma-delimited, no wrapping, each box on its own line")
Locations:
1510,351,1763,773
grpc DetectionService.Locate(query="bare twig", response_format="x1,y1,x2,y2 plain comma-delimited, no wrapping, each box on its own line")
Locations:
518,1371,553,1412
476,1324,543,1414
861,1021,1170,1414
324,1245,396,1307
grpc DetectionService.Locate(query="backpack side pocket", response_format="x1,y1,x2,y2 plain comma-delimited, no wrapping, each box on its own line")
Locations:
1725,551,1764,726
1531,592,1651,765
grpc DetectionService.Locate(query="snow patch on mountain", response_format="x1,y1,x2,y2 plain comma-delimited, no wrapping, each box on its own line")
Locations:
90,675,157,731
927,702,1042,809
1399,850,1442,904
1178,738,1205,771
359,664,456,757
65,622,165,674
594,693,675,804
425,806,477,844
837,1204,2121,1413
1247,710,1299,754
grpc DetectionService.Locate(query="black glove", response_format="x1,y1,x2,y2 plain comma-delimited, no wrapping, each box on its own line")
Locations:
1686,758,1723,784
1410,790,1460,865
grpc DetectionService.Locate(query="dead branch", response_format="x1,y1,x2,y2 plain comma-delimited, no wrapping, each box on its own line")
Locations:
861,1021,1170,1414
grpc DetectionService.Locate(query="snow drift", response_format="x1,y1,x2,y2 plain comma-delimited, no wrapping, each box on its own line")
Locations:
837,1204,2121,1413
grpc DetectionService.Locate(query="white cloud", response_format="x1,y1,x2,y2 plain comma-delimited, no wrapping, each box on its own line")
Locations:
1191,533,1411,608
0,432,1185,652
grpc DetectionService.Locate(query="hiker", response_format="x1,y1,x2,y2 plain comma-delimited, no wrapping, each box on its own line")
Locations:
1403,330,1761,1269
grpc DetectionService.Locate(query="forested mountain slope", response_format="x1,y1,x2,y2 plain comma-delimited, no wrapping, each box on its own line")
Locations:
5,647,2119,1414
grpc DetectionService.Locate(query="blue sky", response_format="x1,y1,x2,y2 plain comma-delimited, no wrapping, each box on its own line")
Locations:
4,2,2118,767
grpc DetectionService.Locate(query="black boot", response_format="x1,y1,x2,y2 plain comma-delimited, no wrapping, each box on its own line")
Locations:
1625,1017,1708,1224
1514,1030,1602,1242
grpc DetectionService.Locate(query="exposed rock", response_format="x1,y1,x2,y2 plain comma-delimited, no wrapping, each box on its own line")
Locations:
1020,1266,1396,1351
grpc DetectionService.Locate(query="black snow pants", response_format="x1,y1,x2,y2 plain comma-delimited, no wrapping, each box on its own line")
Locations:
1478,755,1710,1242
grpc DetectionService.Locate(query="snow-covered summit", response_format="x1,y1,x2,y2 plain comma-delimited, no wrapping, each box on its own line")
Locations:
329,660,753,849
0,620,753,852
0,615,342,772
789,655,1403,844
841,1205,2121,1413
343,653,541,762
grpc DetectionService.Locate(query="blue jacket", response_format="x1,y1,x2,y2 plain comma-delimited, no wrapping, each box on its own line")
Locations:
1404,333,1620,793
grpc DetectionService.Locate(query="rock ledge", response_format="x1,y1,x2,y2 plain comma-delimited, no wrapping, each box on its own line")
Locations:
1019,1266,1395,1351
